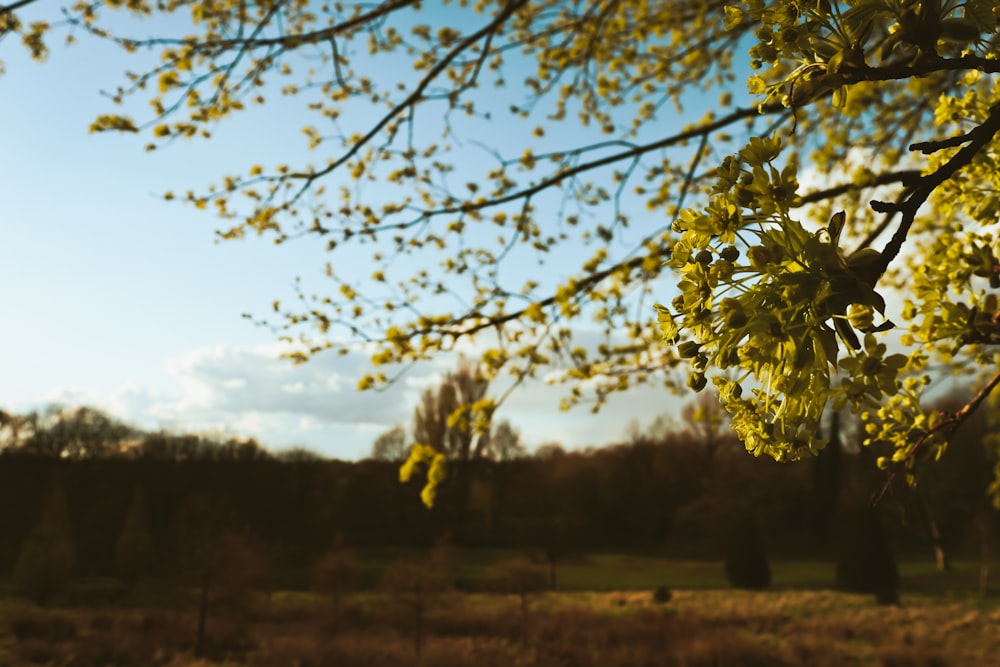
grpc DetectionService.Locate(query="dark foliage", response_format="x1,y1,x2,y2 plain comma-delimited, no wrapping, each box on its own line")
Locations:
14,481,77,605
836,508,899,602
724,516,771,590
652,586,673,604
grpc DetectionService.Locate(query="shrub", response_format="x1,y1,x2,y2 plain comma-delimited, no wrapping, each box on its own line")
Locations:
114,486,156,589
14,483,76,606
836,508,899,603
652,586,673,604
10,616,77,642
311,539,360,614
724,515,771,590
483,555,548,620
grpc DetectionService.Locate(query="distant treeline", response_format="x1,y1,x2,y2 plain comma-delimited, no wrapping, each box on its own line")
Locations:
0,403,996,585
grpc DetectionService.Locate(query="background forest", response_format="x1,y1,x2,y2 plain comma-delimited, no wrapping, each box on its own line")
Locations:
1,384,995,589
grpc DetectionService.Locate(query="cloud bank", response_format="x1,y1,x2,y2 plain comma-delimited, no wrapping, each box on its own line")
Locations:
7,335,688,459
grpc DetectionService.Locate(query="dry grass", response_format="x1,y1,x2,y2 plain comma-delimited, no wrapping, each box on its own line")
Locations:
1,588,998,666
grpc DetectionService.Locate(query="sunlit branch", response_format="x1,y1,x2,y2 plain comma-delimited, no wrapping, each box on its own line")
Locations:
403,249,667,342
873,368,1000,505
872,102,1000,279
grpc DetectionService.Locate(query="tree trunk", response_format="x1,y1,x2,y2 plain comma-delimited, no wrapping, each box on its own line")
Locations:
195,572,211,658
916,493,951,572
927,512,950,573
979,512,991,597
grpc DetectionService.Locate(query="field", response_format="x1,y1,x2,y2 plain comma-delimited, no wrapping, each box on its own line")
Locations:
1,551,998,667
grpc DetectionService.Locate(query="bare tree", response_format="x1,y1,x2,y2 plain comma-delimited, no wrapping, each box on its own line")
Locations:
487,420,526,461
371,425,408,462
412,358,493,533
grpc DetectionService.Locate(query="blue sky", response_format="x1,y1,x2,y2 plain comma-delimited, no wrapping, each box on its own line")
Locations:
0,3,734,458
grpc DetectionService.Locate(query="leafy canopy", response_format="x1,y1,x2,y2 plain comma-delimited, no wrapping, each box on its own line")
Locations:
4,0,1000,498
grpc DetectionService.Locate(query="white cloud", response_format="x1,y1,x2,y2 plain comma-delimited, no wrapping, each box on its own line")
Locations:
3,332,692,459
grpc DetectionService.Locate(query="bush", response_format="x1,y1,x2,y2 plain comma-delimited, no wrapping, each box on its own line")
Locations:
836,508,899,603
652,586,673,604
115,486,156,588
724,515,771,590
14,483,76,606
483,555,548,620
10,616,77,642
312,540,360,614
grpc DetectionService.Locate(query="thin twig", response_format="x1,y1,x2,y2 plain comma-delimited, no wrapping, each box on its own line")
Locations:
872,368,1000,505
872,102,1000,278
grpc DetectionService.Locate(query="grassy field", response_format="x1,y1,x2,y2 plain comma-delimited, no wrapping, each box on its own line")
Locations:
1,552,998,667
435,548,999,595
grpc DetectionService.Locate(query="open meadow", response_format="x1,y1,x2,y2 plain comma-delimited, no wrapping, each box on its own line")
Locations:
2,553,998,667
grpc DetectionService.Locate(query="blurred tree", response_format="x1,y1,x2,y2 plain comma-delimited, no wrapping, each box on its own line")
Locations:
724,514,771,590
9,406,136,459
274,446,325,462
483,554,547,630
371,425,408,462
809,411,844,546
311,535,360,617
0,409,29,450
168,495,270,657
379,543,452,662
681,394,730,463
114,485,157,590
888,391,997,572
218,437,271,462
406,358,493,524
14,479,76,606
486,419,526,461
836,507,900,605
533,442,566,459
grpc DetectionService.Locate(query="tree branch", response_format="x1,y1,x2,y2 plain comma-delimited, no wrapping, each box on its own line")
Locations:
795,169,921,206
400,101,787,221
286,0,530,191
0,0,40,16
872,102,1000,279
850,54,1000,83
873,368,1000,505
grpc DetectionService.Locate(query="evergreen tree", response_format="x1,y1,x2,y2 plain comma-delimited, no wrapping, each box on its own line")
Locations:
14,481,76,605
724,515,771,591
836,508,900,604
115,486,156,589
810,412,844,545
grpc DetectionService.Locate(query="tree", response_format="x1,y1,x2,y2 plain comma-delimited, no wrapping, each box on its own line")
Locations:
724,514,771,591
486,419,526,461
483,555,547,632
403,357,493,516
657,4,1000,493
809,411,844,546
14,480,77,606
5,0,1000,494
168,495,270,657
114,485,157,590
836,507,900,604
371,424,408,462
379,540,453,662
311,535,360,616
682,393,731,463
4,406,136,459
